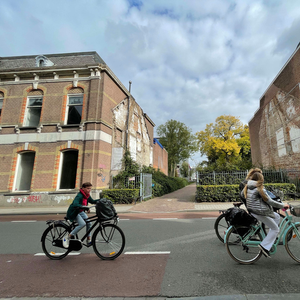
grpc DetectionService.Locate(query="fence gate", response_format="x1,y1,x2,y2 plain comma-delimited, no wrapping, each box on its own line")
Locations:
140,173,152,200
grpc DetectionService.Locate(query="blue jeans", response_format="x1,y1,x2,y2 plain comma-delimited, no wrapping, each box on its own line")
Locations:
70,211,91,238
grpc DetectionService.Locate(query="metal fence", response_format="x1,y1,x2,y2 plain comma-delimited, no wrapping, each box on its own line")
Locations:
197,169,300,191
111,173,153,200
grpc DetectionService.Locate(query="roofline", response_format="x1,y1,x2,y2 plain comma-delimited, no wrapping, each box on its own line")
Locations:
0,51,103,60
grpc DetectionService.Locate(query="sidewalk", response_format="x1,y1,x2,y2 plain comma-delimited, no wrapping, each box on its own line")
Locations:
0,183,298,215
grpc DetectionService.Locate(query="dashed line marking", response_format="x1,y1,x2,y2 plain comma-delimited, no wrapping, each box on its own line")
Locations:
125,251,170,255
11,220,37,222
153,218,178,220
34,253,81,256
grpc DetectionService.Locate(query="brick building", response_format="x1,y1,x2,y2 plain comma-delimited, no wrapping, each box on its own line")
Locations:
249,44,300,170
153,138,168,175
0,52,166,206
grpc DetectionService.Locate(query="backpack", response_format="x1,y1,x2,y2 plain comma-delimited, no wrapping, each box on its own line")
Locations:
224,207,256,236
96,198,117,220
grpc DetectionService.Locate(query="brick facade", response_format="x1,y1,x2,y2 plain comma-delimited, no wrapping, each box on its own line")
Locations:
249,46,300,170
0,52,165,206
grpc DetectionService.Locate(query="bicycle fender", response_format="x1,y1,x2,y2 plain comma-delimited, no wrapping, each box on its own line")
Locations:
282,221,300,245
224,225,233,244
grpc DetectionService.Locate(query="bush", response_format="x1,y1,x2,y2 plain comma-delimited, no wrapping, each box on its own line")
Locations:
102,189,139,204
196,183,296,203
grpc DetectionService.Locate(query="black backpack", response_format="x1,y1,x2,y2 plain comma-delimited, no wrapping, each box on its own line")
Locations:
96,198,117,220
224,207,256,236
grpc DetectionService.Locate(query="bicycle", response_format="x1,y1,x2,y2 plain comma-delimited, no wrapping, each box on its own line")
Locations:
41,206,125,260
215,188,286,243
224,203,300,264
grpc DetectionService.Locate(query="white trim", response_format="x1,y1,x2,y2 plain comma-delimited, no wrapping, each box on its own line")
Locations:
0,130,112,144
56,151,64,190
12,153,21,192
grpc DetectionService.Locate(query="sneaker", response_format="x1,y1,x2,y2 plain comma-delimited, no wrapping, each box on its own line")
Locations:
62,234,70,248
259,244,271,258
86,238,92,247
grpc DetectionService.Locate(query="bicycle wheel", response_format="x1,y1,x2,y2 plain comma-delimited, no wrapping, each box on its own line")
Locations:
214,214,229,243
285,223,300,263
225,226,263,265
41,223,71,260
92,224,125,260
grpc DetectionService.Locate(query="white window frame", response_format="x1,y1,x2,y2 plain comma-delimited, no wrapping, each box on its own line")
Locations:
65,94,84,125
13,151,35,192
0,96,3,117
23,96,43,127
57,150,78,190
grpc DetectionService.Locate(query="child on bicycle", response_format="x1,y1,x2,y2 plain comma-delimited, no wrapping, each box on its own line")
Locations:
63,182,99,248
242,172,289,258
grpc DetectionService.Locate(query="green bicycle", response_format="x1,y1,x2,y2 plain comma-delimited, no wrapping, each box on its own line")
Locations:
224,203,300,264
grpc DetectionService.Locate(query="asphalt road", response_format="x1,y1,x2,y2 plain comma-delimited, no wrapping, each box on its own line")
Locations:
1,215,300,298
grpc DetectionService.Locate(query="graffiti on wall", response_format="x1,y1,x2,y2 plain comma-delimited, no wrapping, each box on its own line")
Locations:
7,195,42,204
97,164,106,182
53,195,73,204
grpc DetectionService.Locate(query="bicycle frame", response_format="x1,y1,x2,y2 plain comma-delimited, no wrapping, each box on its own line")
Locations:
224,209,300,256
66,214,119,247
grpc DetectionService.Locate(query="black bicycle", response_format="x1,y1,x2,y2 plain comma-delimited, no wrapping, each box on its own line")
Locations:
41,206,125,260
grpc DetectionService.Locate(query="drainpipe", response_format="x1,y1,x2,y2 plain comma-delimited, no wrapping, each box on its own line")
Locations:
125,81,132,151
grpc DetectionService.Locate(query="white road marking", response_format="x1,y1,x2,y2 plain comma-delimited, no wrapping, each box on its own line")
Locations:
202,217,216,220
11,220,37,222
153,218,178,220
124,251,170,255
34,252,81,256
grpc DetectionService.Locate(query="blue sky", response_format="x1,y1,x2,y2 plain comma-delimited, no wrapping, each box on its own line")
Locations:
1,0,300,166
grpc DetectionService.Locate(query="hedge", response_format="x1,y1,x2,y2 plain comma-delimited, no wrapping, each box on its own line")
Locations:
196,183,296,202
102,189,139,204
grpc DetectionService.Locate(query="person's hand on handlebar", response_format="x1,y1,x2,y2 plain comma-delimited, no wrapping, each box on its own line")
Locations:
81,206,90,213
283,204,289,210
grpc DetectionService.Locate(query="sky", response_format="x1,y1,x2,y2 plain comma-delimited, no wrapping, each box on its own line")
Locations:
1,0,300,166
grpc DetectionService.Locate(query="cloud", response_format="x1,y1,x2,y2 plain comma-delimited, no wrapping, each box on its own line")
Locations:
1,0,300,165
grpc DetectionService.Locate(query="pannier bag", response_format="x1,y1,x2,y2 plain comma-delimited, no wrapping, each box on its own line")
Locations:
224,207,257,236
96,198,117,220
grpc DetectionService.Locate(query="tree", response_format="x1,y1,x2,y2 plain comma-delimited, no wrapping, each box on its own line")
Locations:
157,119,197,176
196,115,252,171
180,161,190,178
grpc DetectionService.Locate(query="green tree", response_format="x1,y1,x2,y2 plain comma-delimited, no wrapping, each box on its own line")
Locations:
196,115,252,171
157,119,197,176
180,161,190,177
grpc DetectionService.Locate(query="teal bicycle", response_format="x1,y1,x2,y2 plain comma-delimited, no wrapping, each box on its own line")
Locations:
224,203,300,264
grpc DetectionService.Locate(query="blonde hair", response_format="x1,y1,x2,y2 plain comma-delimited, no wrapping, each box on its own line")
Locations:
244,171,269,202
246,168,262,180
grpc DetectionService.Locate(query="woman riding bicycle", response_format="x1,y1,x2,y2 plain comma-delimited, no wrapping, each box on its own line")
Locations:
242,172,289,258
63,182,99,248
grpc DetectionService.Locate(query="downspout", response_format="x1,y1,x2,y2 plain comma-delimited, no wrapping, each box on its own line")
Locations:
125,81,132,151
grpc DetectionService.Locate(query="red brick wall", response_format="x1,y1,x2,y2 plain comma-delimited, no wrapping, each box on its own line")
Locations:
249,48,300,169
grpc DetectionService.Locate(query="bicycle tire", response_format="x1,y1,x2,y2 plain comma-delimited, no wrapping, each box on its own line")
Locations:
92,224,125,260
225,225,263,265
41,223,71,260
285,223,300,263
214,214,229,243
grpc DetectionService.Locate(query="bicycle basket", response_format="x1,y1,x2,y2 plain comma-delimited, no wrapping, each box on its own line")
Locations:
290,204,300,217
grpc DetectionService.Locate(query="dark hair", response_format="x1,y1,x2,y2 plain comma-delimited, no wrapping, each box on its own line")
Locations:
82,182,92,188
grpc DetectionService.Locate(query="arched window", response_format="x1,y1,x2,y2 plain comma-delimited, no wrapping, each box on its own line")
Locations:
58,150,78,189
14,151,36,191
65,88,84,125
24,90,44,127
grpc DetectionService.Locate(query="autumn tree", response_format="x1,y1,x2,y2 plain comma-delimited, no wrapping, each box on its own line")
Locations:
157,120,197,177
196,115,251,171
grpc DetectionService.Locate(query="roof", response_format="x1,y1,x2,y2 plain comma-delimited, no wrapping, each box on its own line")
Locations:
0,51,106,71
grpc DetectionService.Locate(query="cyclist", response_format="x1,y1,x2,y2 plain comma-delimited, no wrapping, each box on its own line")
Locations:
239,168,263,205
242,172,289,258
63,182,99,248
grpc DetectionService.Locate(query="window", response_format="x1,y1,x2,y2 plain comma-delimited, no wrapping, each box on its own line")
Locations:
58,150,78,189
66,95,83,125
0,92,3,117
24,96,43,127
14,152,35,191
